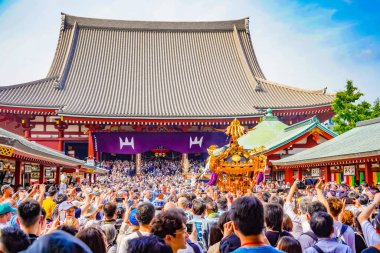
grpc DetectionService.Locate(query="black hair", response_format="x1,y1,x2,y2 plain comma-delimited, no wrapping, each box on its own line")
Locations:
17,198,42,227
117,206,126,220
268,196,284,206
217,196,228,210
103,202,117,219
151,209,186,238
127,235,173,253
230,197,264,236
0,226,31,253
217,211,231,232
359,194,369,205
206,201,218,213
261,192,271,203
136,202,155,225
264,203,284,231
307,201,327,216
209,223,223,247
192,199,206,215
310,211,333,238
57,224,78,236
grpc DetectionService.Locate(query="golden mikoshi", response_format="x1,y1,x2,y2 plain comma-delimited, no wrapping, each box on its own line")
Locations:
207,119,266,193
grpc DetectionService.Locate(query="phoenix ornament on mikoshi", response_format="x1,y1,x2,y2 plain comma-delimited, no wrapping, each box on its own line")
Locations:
206,119,266,194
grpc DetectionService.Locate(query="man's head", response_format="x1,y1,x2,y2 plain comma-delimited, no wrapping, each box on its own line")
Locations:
17,199,43,228
58,201,75,218
261,192,271,203
0,203,16,222
151,209,188,252
264,203,283,231
177,197,189,210
230,197,264,237
217,196,228,211
205,201,218,215
299,197,312,215
310,211,334,238
191,199,205,216
1,185,12,197
0,226,30,253
103,202,117,220
47,186,57,197
136,202,155,225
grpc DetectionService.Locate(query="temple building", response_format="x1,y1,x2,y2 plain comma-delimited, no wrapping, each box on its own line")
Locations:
272,117,380,186
0,13,335,181
238,109,337,183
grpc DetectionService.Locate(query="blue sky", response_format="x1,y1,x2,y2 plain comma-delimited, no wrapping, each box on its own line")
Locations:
0,0,379,102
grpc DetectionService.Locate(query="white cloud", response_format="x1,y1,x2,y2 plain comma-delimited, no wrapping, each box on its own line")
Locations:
0,0,378,102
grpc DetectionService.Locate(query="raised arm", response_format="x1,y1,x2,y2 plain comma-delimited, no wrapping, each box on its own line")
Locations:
358,193,380,224
286,179,299,203
315,178,330,214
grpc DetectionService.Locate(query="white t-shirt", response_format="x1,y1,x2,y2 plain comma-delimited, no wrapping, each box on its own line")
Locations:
361,220,380,246
117,230,150,253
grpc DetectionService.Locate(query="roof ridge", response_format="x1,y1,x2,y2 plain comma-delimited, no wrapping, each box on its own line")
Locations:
256,78,335,96
0,76,58,91
284,116,319,132
357,117,380,127
61,12,249,31
55,21,79,90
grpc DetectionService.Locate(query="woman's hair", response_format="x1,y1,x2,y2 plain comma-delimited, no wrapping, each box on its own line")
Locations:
277,236,302,253
209,223,223,247
340,210,354,226
327,198,343,217
57,224,78,236
101,224,117,245
76,226,107,253
282,214,293,232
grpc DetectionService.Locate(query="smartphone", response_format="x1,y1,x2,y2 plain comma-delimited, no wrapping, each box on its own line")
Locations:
76,187,82,192
186,223,193,234
59,211,66,222
305,179,319,186
116,197,124,202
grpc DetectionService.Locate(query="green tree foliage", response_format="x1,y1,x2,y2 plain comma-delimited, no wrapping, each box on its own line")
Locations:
332,80,377,134
372,98,380,118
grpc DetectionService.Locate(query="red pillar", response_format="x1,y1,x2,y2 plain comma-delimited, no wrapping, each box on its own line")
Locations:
88,130,94,159
285,168,294,184
93,174,97,183
297,168,302,180
39,164,44,184
15,160,21,188
324,165,331,182
55,167,60,185
364,162,373,186
88,173,92,185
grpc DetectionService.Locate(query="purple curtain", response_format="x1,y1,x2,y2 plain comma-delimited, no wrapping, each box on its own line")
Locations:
92,132,229,154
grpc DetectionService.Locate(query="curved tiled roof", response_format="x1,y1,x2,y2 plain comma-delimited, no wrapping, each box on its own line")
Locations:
272,117,380,166
0,14,334,119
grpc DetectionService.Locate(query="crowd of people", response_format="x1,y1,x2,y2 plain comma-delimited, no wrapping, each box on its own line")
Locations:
100,159,206,177
1,165,380,253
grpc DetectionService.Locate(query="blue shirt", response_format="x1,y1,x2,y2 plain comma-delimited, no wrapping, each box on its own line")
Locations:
233,246,284,253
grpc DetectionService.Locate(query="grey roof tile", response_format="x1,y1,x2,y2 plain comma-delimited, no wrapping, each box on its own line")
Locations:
0,14,334,119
